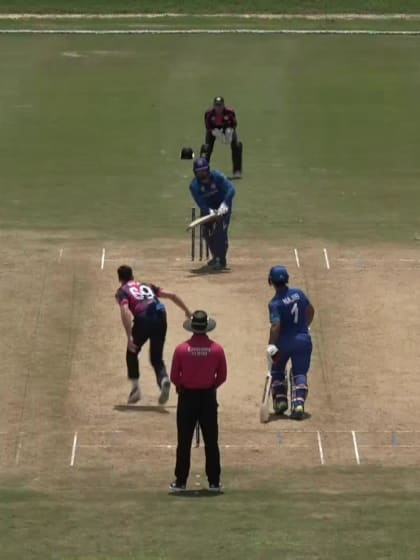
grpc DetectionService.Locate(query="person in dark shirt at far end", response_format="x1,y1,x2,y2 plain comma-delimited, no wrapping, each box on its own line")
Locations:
200,96,243,179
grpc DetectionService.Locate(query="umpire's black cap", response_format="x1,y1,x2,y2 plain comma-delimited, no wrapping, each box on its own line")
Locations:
180,147,195,160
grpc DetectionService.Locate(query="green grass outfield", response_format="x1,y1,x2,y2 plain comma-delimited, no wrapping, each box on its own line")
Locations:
1,29,420,242
2,467,420,560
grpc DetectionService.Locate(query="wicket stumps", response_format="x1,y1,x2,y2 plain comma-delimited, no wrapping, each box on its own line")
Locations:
191,207,209,262
195,423,200,448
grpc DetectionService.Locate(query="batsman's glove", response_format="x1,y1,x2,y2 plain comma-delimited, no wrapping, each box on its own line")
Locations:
217,202,229,216
267,344,280,363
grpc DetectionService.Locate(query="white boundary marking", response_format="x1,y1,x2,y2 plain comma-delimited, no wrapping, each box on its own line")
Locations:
294,248,300,268
70,431,78,467
100,248,105,270
1,13,420,20
317,430,325,465
323,248,331,270
1,29,420,35
352,430,361,465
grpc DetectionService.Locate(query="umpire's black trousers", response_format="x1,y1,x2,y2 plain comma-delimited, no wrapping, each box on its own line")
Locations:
175,388,221,485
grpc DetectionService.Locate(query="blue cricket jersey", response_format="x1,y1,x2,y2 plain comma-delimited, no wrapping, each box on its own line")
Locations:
269,287,311,337
189,170,235,215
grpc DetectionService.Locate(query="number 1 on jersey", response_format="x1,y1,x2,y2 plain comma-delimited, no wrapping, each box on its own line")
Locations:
291,302,299,324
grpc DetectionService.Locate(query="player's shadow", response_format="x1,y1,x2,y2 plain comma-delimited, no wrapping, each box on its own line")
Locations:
168,489,223,499
267,411,312,422
114,404,173,414
188,266,231,277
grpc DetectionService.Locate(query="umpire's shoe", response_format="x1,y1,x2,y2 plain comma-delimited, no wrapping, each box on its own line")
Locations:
158,376,171,405
170,480,186,493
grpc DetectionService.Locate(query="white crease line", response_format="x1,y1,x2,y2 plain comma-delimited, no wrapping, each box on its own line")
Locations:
77,443,311,450
58,248,63,263
100,248,106,270
70,432,78,467
352,430,361,465
358,444,420,449
294,248,300,268
323,248,331,270
317,431,325,465
15,432,24,466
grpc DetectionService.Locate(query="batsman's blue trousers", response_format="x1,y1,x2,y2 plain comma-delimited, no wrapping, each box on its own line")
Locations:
204,212,231,264
271,334,312,404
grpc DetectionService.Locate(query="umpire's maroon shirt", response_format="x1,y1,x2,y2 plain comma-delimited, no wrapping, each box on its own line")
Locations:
204,106,237,131
170,334,227,390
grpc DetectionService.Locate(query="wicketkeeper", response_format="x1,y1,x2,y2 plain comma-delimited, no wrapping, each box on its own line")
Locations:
267,266,315,420
189,157,235,271
200,96,243,179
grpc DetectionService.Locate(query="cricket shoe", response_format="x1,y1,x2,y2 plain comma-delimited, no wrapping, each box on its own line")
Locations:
208,483,223,493
158,376,171,405
169,480,186,493
127,386,141,404
212,258,227,271
233,171,242,179
291,404,304,420
273,397,288,415
207,258,216,267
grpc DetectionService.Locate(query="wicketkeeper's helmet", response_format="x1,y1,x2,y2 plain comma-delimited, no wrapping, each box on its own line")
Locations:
193,157,210,174
180,147,195,160
213,96,225,106
268,265,289,285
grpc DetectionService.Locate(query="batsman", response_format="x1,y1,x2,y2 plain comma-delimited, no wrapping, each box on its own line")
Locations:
266,266,315,419
189,157,235,271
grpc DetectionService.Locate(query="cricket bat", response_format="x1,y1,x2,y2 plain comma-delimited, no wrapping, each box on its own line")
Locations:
186,213,218,231
260,356,272,423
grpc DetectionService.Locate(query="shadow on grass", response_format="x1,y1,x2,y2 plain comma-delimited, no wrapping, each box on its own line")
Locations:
168,489,223,499
114,404,173,414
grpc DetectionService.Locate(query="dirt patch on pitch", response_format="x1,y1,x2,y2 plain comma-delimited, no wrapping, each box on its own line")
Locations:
1,232,420,479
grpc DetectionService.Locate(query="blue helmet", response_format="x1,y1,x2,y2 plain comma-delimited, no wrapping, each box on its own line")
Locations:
268,265,289,285
193,157,210,174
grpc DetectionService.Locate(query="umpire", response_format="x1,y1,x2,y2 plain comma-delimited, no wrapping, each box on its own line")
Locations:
169,310,227,493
